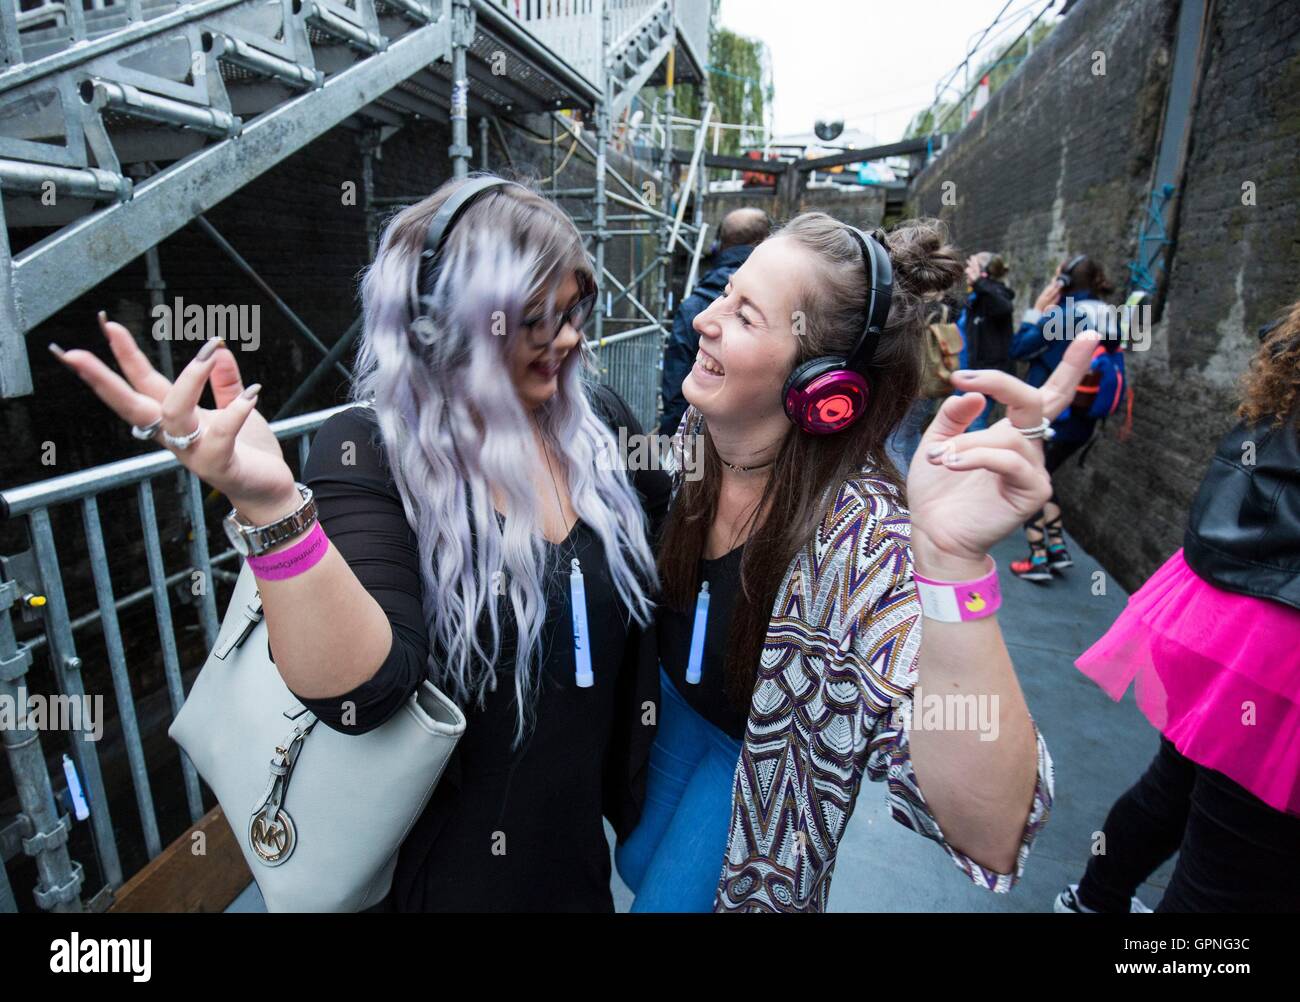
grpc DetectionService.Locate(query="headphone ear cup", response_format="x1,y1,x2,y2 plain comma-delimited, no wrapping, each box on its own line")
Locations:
783,357,871,435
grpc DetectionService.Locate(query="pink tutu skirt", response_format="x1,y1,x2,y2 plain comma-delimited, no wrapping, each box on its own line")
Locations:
1075,548,1300,816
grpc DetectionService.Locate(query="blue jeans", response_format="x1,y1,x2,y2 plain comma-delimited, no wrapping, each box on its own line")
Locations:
614,668,743,912
884,398,934,476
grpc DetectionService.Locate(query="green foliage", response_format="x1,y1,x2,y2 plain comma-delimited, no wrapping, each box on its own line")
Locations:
641,0,772,159
905,19,1056,139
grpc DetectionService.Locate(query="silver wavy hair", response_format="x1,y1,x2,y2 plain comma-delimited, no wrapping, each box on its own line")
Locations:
350,173,657,744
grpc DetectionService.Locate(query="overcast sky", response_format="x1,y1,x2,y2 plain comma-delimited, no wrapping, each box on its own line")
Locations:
715,0,1059,145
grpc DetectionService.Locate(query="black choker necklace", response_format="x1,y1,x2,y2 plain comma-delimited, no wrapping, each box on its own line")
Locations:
720,457,774,474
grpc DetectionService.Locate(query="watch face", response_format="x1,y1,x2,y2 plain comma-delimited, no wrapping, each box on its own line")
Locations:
223,513,251,556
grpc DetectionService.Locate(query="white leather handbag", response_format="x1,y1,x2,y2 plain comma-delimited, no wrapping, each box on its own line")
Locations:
169,560,466,912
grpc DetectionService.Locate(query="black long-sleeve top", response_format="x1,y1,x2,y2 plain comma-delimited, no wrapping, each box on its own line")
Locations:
289,390,668,911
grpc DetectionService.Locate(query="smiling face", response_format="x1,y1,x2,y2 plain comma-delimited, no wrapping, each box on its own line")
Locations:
684,237,804,424
507,269,587,410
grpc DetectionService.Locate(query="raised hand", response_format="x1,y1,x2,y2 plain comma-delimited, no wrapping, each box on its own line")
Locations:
51,313,300,522
906,331,1102,575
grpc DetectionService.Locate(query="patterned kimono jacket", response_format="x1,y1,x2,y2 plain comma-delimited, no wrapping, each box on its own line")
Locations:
665,407,1055,913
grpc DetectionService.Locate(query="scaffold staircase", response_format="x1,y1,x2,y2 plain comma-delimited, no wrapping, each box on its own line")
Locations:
0,0,707,399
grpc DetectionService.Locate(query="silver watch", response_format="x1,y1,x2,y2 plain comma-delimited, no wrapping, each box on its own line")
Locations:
223,484,318,558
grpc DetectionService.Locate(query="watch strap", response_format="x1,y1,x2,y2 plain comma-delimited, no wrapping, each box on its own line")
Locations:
228,484,318,557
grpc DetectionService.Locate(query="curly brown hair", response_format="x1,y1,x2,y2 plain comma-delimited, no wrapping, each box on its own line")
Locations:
1238,298,1300,431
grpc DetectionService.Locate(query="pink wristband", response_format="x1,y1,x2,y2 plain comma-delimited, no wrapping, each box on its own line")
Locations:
246,521,329,581
912,556,1001,622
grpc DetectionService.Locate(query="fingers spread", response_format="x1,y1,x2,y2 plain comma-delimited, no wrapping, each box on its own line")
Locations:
99,312,171,401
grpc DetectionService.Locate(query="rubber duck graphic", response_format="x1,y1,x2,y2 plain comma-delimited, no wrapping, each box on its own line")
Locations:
964,591,987,613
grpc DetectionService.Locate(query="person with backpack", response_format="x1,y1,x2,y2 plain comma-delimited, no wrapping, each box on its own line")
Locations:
1007,255,1124,582
884,290,964,473
961,252,1016,431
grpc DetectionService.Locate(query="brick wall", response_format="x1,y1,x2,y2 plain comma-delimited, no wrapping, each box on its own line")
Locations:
908,0,1300,590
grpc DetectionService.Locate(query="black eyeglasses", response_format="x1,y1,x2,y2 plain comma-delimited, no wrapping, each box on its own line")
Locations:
522,291,598,348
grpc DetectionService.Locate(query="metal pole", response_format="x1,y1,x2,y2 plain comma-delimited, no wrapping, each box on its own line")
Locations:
594,3,611,343
479,116,490,170
136,480,203,824
81,497,162,859
361,128,381,261
274,314,364,420
191,216,352,383
27,509,122,890
142,248,174,381
0,579,84,912
448,0,474,179
181,471,220,650
657,12,676,328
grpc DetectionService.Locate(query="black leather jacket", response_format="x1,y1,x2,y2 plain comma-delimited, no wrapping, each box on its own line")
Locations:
1183,414,1300,611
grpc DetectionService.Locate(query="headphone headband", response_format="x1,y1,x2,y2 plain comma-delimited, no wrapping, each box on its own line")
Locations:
841,225,894,374
1058,254,1088,290
419,175,516,294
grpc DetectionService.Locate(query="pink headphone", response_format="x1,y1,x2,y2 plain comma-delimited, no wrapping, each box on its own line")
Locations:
781,226,894,435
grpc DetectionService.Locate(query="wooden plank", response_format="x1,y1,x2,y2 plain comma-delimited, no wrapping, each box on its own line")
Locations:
108,806,253,913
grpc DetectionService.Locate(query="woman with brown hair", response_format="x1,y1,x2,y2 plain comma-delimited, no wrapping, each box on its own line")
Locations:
1060,302,1300,913
614,213,1103,912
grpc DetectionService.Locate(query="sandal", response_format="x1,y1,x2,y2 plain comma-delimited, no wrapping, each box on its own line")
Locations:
1044,516,1073,570
1011,527,1053,582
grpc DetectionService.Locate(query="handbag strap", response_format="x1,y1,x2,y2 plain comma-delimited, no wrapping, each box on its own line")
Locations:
251,711,317,833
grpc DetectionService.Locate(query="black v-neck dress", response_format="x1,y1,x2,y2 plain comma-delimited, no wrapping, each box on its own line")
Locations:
289,402,666,912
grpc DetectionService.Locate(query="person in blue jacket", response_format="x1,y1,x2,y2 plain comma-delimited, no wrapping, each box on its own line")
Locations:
1008,255,1125,582
658,208,771,437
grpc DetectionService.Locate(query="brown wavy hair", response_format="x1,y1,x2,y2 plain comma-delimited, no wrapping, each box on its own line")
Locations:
657,214,962,708
1238,298,1300,432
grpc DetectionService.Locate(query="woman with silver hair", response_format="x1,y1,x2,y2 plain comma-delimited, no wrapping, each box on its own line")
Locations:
52,173,666,912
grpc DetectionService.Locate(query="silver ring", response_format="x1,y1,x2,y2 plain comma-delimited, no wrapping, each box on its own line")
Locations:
1013,417,1056,441
130,418,162,440
162,425,203,450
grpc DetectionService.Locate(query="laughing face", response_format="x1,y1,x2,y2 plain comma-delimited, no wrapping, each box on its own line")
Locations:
508,269,587,410
684,237,803,424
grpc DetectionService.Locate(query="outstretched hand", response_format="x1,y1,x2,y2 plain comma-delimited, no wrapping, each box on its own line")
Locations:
905,331,1103,577
51,313,298,519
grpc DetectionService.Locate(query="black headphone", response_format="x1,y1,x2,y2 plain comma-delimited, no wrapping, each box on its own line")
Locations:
780,226,894,435
1057,254,1088,291
418,175,517,298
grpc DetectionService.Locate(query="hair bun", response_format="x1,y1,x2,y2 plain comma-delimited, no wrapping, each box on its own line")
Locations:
883,218,962,296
